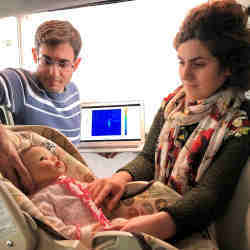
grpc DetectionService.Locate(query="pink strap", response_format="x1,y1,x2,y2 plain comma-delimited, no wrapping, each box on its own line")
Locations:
57,176,111,240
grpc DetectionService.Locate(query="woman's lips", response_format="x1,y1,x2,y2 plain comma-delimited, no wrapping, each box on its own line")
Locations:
184,82,198,88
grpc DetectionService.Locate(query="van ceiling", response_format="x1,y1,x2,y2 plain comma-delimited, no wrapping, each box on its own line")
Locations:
0,0,133,19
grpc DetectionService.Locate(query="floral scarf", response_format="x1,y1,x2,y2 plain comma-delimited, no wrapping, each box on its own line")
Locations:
154,86,248,194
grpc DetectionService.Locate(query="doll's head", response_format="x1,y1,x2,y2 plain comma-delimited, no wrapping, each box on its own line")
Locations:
20,144,66,190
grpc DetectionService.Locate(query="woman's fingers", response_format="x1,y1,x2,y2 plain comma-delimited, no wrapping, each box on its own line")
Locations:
87,173,128,211
94,182,113,206
88,179,109,201
107,189,124,211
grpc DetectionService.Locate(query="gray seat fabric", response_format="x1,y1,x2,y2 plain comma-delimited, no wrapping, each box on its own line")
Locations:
216,158,250,250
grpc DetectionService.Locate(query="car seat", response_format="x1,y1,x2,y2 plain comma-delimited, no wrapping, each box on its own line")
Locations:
0,122,185,250
0,124,95,250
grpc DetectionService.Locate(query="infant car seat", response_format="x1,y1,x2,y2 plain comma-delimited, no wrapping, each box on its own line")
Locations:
0,124,93,250
0,124,181,250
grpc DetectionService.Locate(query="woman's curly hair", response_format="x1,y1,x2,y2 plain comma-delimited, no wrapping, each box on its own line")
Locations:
174,0,250,89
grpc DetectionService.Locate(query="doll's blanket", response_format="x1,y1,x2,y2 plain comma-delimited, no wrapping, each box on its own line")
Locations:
29,176,113,248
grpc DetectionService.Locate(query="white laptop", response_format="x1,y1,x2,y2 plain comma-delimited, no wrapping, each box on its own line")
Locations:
78,100,145,153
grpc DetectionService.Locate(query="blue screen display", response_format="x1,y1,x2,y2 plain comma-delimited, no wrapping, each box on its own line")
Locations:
92,109,121,136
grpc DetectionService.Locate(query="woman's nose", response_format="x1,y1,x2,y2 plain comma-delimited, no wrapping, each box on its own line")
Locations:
182,64,193,80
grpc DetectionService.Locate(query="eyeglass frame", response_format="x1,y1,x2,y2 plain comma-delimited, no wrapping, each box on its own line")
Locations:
37,54,75,72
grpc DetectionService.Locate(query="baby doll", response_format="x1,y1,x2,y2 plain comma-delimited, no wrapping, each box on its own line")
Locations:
20,142,126,248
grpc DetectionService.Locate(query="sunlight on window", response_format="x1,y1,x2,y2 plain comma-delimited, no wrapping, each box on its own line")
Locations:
21,0,206,131
0,17,19,69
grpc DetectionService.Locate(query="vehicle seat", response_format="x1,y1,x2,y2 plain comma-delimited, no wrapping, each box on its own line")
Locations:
215,158,250,250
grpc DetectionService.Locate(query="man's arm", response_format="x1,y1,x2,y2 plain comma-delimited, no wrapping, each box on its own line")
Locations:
0,124,34,192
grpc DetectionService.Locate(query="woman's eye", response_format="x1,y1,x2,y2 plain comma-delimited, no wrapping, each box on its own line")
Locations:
193,62,205,67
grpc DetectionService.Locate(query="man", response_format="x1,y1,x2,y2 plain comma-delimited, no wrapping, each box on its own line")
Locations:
0,20,82,191
0,20,82,145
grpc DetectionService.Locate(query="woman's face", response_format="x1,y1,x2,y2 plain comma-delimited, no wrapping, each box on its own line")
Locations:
177,39,231,102
22,146,65,187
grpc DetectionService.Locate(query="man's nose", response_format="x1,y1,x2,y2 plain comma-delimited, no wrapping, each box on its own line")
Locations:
48,63,60,76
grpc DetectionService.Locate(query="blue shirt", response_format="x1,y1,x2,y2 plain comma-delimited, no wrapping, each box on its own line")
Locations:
0,68,81,145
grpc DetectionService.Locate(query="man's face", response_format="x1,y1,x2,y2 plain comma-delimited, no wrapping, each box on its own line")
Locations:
32,43,81,93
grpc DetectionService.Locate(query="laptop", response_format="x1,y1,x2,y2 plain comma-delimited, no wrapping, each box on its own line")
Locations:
78,100,145,153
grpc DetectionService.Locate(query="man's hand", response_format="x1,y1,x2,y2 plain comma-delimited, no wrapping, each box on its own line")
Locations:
0,125,35,192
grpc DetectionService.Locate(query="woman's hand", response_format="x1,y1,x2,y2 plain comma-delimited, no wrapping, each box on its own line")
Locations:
106,212,177,240
0,125,35,192
87,171,132,211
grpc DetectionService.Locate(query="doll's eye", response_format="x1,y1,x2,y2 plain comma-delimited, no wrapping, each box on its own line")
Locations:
40,156,45,161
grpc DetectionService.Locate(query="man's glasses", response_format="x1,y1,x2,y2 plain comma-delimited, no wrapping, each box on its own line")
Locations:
38,55,74,72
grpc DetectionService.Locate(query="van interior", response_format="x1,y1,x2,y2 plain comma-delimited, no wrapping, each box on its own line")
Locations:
0,0,250,250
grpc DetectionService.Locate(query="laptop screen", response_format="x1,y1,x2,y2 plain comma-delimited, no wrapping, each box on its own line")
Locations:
80,100,145,143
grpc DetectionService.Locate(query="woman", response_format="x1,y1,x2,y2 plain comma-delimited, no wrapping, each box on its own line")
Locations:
88,0,250,247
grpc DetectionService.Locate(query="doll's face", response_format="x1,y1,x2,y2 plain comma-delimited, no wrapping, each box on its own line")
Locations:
21,146,65,187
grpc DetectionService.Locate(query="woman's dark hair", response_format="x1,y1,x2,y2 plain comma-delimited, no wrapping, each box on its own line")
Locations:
35,20,82,60
174,0,250,89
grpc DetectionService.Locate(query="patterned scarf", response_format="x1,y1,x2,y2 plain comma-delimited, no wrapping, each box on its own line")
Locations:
154,86,247,194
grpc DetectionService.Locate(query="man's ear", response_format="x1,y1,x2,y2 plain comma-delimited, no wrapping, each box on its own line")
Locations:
32,48,38,64
73,57,82,72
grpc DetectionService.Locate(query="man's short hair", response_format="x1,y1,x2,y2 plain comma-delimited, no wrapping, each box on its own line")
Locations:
35,20,82,59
